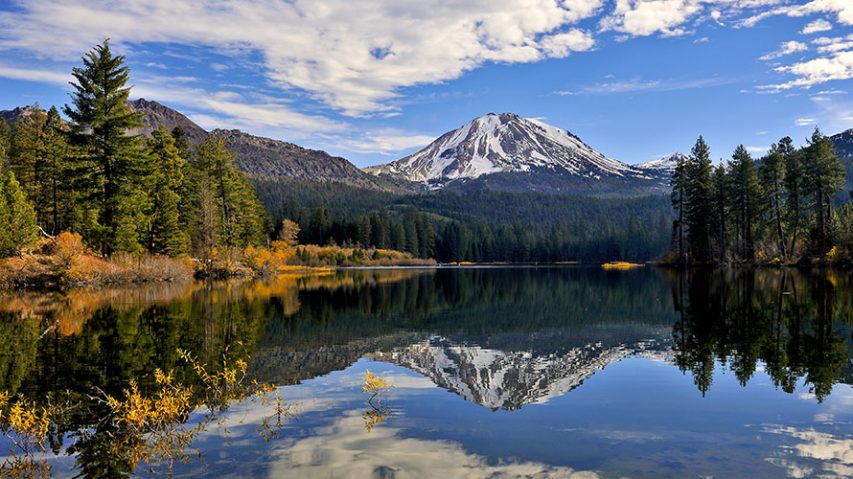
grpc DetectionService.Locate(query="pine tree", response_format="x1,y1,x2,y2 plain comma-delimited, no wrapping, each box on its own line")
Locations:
63,40,149,253
403,208,419,255
685,137,714,262
308,206,332,245
6,106,75,234
171,126,192,159
8,107,47,209
42,107,74,234
711,164,728,262
802,128,845,256
357,216,372,247
147,126,188,256
186,135,266,253
417,214,436,258
760,143,787,260
729,145,763,261
780,137,804,257
0,118,9,171
0,171,38,257
670,154,687,263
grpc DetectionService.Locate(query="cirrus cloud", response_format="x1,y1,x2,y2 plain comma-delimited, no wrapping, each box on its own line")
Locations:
760,40,808,61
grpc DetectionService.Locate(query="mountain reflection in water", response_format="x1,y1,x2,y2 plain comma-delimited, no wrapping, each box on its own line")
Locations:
0,266,851,478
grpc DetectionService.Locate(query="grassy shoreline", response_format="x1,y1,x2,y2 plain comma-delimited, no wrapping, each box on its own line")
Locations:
0,232,435,289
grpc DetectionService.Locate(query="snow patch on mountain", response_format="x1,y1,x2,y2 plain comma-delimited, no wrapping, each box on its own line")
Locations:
365,113,643,185
371,336,671,410
636,152,687,173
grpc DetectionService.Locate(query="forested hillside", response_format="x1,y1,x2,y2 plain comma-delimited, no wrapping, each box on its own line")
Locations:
254,177,671,262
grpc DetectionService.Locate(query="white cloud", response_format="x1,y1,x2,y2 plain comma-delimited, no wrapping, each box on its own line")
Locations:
767,50,853,90
759,33,853,92
600,0,702,37
813,33,853,54
795,117,817,126
801,19,832,34
745,145,769,153
559,75,734,95
763,424,853,479
0,64,68,85
741,0,853,28
760,40,808,61
130,80,345,137
264,413,602,478
332,129,436,155
539,29,596,56
0,0,604,117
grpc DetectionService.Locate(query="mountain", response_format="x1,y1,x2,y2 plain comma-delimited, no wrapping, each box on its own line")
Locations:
129,98,208,145
127,99,391,190
370,335,671,410
830,128,853,160
636,152,687,173
4,100,382,188
365,113,670,196
830,129,853,196
0,105,43,126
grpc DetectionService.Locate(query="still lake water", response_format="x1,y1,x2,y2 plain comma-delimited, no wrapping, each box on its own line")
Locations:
1,267,852,478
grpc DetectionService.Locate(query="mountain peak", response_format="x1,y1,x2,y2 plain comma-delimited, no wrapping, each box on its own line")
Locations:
366,113,636,186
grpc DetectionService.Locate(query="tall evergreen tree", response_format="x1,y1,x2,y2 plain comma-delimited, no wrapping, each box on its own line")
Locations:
0,171,38,257
7,106,74,234
8,108,48,208
684,137,714,262
0,118,9,171
63,39,150,253
760,144,787,259
187,135,266,252
802,128,845,256
729,145,763,261
171,126,192,159
780,136,805,257
711,164,728,263
147,126,188,256
670,154,687,263
42,107,75,234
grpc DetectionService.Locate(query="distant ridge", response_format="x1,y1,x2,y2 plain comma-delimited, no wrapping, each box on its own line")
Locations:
127,98,390,190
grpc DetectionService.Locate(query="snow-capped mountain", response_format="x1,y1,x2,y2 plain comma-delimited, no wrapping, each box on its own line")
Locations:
365,113,670,195
370,336,671,410
636,152,687,173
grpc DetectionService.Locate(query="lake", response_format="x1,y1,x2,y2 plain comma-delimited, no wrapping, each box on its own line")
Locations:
1,267,851,478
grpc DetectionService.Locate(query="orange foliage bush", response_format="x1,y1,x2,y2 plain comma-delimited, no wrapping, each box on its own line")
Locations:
0,231,193,287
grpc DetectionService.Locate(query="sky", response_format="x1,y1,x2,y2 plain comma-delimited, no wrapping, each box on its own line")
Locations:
0,0,851,168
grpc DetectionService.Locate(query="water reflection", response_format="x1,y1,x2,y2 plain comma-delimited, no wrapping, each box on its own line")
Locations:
0,266,851,477
2,267,851,405
669,269,852,401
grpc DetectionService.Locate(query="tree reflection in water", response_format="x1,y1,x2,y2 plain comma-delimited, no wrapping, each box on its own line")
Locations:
670,269,851,401
0,267,850,477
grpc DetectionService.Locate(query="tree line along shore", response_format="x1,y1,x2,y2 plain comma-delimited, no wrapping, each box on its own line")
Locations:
667,133,851,267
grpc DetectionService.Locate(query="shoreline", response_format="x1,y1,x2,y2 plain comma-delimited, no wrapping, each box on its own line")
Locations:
5,260,849,292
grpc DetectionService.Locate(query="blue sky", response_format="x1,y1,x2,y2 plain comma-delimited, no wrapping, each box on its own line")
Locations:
0,0,851,167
